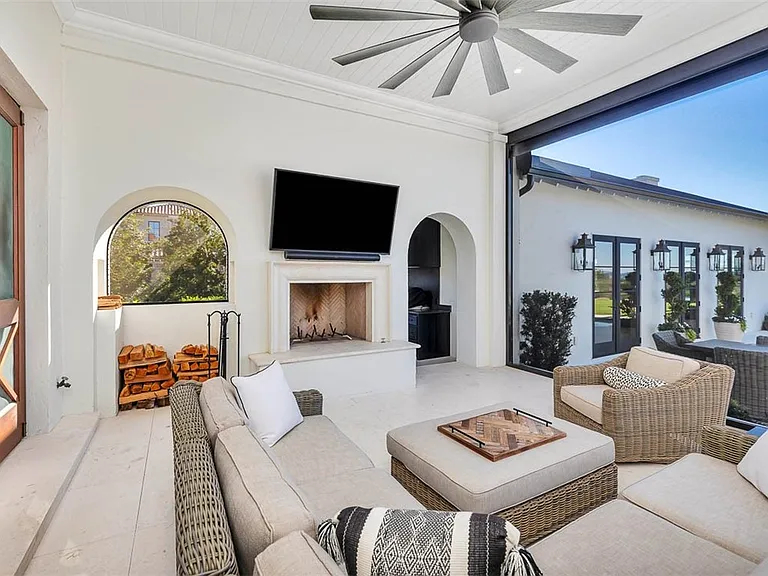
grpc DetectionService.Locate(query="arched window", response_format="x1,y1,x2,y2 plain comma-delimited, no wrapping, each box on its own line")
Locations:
108,201,228,304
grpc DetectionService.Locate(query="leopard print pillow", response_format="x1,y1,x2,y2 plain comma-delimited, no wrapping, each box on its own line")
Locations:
603,366,667,390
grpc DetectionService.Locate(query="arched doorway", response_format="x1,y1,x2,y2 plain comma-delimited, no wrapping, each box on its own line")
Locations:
406,213,476,365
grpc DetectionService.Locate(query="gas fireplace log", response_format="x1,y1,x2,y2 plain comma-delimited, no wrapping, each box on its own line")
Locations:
147,364,158,374
144,344,155,359
130,384,143,394
158,363,171,378
161,380,174,389
119,385,132,398
150,383,161,392
124,368,137,381
129,345,144,361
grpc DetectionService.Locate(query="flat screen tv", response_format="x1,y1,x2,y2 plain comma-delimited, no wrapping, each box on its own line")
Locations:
270,169,399,254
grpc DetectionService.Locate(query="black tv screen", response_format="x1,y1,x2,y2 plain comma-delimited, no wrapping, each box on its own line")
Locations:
270,169,399,254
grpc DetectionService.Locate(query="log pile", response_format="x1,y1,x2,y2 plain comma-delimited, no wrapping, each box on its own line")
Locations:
172,344,220,382
98,295,123,310
117,343,175,408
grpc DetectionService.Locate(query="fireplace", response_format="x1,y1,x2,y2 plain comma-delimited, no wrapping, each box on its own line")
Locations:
290,282,369,345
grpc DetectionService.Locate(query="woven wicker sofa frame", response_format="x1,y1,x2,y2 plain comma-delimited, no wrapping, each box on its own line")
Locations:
169,380,323,576
553,353,735,463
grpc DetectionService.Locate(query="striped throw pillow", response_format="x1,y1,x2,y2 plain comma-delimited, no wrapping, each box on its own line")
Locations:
317,507,540,576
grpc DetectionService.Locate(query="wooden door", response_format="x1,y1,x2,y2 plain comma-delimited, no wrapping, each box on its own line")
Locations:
0,86,25,463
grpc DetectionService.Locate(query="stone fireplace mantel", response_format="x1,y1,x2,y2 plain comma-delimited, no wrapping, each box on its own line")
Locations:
268,260,392,354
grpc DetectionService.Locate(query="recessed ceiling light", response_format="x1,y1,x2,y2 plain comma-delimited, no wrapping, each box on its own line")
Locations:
513,68,523,75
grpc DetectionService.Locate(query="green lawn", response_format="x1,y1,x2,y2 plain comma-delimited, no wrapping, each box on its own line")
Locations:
594,297,612,317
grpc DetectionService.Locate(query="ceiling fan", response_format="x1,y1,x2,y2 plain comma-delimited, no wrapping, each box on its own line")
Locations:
309,0,642,97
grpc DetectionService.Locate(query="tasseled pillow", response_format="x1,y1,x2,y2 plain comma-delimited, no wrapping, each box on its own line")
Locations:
317,507,541,576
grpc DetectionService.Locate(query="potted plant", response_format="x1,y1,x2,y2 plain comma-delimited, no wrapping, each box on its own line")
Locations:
658,271,697,340
712,271,747,342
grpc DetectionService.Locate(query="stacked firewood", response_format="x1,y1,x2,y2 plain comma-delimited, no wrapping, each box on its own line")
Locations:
117,343,175,407
172,344,220,382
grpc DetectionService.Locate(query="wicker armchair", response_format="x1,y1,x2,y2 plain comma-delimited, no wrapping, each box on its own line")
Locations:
170,380,324,576
756,335,768,346
713,347,768,424
652,331,705,360
553,355,734,463
701,424,758,465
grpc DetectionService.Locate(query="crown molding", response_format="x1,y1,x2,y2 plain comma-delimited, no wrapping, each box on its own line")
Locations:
51,0,76,25
498,3,768,134
61,8,500,141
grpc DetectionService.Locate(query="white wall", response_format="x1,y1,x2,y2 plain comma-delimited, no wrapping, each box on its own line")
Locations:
59,34,506,416
519,181,768,366
440,224,458,358
0,2,64,434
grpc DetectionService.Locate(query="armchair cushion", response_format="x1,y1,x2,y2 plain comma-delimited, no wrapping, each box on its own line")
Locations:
626,346,700,383
737,432,768,498
561,385,609,424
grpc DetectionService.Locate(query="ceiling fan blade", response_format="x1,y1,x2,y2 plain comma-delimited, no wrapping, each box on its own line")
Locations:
334,25,458,65
478,39,509,95
495,28,577,73
310,5,457,21
433,0,471,14
497,0,572,17
433,40,471,97
464,0,483,9
501,12,642,35
481,0,497,10
380,32,460,90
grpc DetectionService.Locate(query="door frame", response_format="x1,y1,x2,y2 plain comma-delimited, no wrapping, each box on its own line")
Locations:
0,84,25,463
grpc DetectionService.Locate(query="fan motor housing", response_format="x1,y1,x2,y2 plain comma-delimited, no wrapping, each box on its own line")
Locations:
459,9,499,43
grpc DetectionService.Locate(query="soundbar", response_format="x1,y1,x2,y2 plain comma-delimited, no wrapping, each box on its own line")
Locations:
284,250,381,262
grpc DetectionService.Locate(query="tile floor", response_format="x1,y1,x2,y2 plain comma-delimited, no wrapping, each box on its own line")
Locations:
23,362,663,574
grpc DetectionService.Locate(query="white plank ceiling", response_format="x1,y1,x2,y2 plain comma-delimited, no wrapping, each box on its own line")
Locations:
72,0,766,123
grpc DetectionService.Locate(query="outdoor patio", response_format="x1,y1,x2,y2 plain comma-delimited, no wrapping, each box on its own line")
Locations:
9,363,664,575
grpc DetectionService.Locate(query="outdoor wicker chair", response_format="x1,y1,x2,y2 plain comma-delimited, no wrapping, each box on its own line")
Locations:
756,335,768,346
713,347,768,424
553,354,734,463
652,330,705,360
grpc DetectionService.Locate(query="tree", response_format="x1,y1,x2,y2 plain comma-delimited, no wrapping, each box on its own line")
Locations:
109,214,153,302
142,211,227,303
657,271,696,339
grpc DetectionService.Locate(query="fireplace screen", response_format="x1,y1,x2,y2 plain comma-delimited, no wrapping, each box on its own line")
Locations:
290,282,368,345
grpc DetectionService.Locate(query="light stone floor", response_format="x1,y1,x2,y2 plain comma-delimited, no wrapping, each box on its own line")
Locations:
22,362,663,575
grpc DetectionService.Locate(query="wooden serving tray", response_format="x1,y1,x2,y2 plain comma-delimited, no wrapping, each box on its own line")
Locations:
438,408,566,462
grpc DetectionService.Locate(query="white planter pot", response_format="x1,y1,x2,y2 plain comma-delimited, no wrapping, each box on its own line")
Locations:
713,322,744,342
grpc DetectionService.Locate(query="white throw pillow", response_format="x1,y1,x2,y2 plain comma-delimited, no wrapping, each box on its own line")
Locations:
231,361,303,447
737,432,768,498
603,366,667,390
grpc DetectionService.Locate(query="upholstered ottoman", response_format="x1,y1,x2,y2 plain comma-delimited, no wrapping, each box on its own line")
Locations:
387,402,617,544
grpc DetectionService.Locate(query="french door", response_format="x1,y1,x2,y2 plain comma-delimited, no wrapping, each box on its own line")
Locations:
0,86,25,463
593,236,641,358
666,242,700,334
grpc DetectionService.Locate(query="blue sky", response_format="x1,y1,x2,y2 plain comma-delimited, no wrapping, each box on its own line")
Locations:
536,70,768,211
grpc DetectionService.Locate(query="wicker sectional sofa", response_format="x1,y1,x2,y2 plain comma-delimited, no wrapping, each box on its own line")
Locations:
172,378,768,576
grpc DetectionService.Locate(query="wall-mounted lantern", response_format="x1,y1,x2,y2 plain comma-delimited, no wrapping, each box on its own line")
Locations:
707,245,725,272
571,233,594,272
750,248,766,272
650,240,672,272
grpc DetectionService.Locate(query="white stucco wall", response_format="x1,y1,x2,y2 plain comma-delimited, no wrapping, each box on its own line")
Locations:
0,1,64,434
58,40,506,416
519,180,768,366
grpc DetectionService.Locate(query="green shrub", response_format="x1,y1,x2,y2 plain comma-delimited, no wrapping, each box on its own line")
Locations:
520,290,578,371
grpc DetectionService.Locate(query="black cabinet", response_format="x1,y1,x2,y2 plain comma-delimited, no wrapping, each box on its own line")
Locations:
408,307,450,360
408,218,440,268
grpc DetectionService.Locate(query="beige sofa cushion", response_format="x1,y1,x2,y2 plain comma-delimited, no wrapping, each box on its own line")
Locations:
623,453,768,563
626,346,699,383
560,385,609,424
271,416,373,484
298,468,424,522
215,426,315,575
387,403,615,514
530,500,755,576
753,558,768,576
200,377,247,443
254,531,344,576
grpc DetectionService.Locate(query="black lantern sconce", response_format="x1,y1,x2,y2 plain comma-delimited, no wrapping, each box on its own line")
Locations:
571,233,595,272
734,249,745,274
650,240,672,272
707,245,726,272
750,248,766,272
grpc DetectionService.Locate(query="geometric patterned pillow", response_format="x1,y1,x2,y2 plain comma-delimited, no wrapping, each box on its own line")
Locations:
317,507,541,576
603,366,667,390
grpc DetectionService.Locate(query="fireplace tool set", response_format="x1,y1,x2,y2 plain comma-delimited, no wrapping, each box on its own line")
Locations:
207,310,242,379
